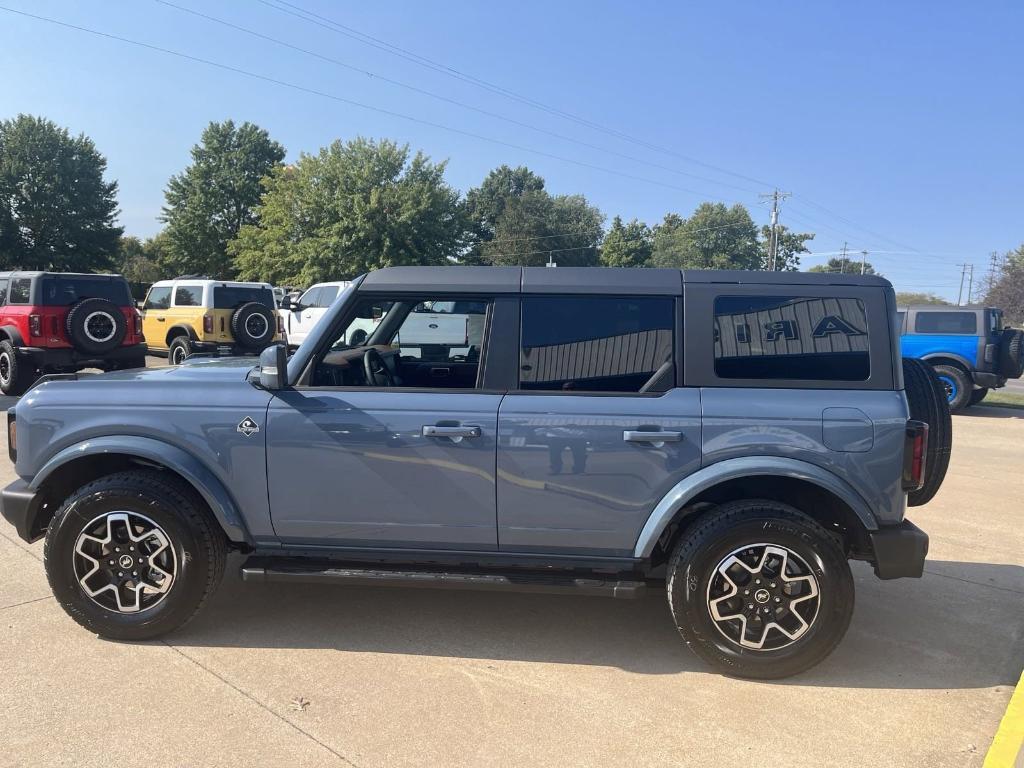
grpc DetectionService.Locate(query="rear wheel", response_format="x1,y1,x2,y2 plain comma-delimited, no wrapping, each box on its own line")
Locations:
43,470,226,640
168,336,191,366
666,500,854,679
932,364,972,412
0,339,37,396
969,387,989,405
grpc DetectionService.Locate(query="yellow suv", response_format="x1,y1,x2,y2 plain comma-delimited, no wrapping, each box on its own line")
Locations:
141,278,282,364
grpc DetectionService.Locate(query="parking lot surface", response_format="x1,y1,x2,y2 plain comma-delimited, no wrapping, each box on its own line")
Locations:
0,379,1021,767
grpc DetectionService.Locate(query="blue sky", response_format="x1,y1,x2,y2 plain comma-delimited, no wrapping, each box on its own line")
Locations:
1,0,1021,299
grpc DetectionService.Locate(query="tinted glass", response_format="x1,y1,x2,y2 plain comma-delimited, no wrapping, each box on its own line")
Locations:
299,287,321,307
174,284,203,307
144,286,172,310
714,296,870,381
914,311,977,334
520,296,674,392
0,279,8,305
40,277,132,306
213,285,274,309
8,278,31,304
317,286,339,307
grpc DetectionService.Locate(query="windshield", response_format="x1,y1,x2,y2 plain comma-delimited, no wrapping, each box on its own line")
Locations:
213,285,274,309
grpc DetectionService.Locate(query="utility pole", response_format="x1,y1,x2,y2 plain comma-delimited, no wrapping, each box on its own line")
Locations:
759,189,791,271
839,242,848,273
860,249,869,275
966,263,974,304
957,263,974,305
986,250,1000,296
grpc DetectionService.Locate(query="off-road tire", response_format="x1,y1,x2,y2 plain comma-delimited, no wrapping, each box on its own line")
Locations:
230,302,276,350
932,363,972,412
666,500,854,680
969,387,989,406
998,329,1023,379
903,358,952,506
0,339,37,396
168,336,191,366
43,470,226,640
65,298,127,355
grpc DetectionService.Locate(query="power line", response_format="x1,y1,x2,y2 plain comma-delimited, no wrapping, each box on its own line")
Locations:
254,0,776,190
759,189,791,271
153,0,759,195
0,5,750,205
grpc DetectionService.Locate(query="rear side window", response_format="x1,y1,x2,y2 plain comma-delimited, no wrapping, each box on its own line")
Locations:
213,285,274,309
39,277,132,306
520,296,674,393
173,284,204,307
714,296,870,381
317,286,339,307
914,311,977,334
0,279,8,305
144,286,172,310
8,278,31,304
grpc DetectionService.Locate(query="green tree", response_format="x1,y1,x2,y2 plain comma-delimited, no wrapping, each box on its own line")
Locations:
0,114,121,271
600,216,653,267
985,245,1024,326
117,234,165,284
759,224,814,271
161,120,285,278
895,291,951,306
809,256,879,276
463,165,546,262
650,203,760,269
479,191,603,267
230,138,464,285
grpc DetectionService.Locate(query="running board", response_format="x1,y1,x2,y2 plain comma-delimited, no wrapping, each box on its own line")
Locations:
240,558,648,599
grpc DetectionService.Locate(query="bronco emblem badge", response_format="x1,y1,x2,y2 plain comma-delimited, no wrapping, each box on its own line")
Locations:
237,417,260,437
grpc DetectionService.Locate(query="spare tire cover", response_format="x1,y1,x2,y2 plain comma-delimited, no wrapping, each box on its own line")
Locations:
998,328,1023,379
231,301,276,350
902,357,952,507
66,298,127,355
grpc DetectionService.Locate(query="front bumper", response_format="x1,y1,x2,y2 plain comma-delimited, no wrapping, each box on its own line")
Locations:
0,478,44,543
16,342,148,371
870,519,929,579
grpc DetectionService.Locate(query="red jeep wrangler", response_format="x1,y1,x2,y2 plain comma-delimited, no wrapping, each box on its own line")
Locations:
0,272,147,396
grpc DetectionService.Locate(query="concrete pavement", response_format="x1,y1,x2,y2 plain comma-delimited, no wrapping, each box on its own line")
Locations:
0,400,1021,767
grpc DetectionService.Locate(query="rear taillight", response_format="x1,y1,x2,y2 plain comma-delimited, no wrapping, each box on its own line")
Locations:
7,411,16,463
28,315,41,337
903,420,929,492
133,310,143,336
277,315,284,334
203,314,214,334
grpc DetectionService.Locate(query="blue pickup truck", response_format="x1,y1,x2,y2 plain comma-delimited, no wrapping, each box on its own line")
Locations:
899,305,1023,411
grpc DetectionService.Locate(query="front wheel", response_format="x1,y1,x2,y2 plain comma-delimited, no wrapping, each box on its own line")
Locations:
43,470,226,640
666,500,854,679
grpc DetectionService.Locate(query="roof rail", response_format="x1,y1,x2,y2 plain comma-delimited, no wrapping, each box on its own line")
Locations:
175,274,212,280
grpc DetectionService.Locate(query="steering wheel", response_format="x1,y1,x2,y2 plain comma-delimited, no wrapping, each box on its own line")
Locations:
362,348,395,387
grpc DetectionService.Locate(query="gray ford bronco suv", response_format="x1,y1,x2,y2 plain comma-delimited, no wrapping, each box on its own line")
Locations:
1,267,950,679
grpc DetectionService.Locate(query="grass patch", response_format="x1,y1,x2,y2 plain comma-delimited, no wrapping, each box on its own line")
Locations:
977,389,1024,410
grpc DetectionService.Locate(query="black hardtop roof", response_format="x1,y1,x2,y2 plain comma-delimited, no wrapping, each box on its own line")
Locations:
0,271,127,281
359,266,892,295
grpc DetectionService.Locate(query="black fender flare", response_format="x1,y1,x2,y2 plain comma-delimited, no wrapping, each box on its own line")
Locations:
921,352,974,372
0,324,26,346
165,323,198,348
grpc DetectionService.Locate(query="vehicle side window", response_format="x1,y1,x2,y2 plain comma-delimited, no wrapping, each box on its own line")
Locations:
318,286,339,307
300,287,321,307
0,278,8,305
520,296,674,393
173,284,203,307
913,311,977,334
714,296,870,381
144,287,172,310
8,278,31,304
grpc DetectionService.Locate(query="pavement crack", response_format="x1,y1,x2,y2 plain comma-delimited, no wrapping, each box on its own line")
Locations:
924,568,1024,595
161,641,359,767
0,594,53,612
0,529,42,562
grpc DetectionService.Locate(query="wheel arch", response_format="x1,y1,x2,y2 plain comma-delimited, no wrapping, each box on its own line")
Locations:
28,436,251,546
165,324,197,347
921,353,972,372
0,324,25,346
635,457,877,563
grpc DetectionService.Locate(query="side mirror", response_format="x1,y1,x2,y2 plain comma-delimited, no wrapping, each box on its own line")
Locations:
283,299,304,312
258,343,289,390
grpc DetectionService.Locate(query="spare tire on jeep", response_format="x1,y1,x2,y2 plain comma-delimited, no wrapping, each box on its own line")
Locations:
998,328,1023,379
66,298,127,355
902,357,952,507
230,301,276,350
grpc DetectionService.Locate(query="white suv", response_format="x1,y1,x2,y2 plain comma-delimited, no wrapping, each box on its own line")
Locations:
278,281,352,347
